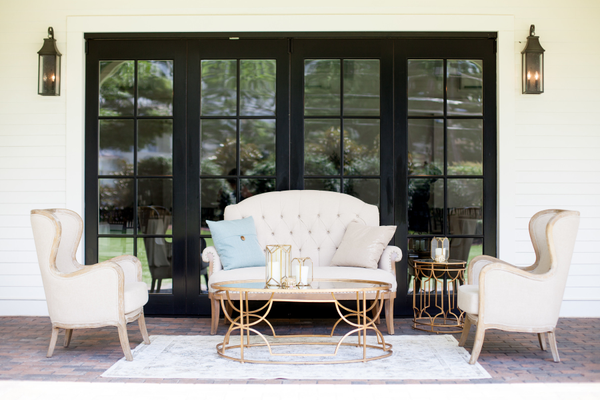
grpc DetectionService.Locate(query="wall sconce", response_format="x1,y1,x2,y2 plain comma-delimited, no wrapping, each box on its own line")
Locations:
37,27,62,96
521,25,545,94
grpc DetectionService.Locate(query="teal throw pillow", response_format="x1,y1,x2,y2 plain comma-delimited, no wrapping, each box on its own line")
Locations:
206,216,265,270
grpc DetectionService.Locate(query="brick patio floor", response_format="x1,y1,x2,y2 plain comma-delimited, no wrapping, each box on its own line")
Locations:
0,316,599,384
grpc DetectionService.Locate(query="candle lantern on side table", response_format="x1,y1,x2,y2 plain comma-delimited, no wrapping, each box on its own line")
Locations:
431,237,449,263
266,245,291,287
291,257,313,287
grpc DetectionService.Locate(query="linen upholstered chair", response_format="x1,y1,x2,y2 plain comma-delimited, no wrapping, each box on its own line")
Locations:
457,209,580,364
30,209,151,361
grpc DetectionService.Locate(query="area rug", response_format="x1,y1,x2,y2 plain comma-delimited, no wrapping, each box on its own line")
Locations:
102,335,491,380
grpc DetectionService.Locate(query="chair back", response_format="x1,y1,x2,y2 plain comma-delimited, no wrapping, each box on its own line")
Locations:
50,209,84,273
528,209,560,275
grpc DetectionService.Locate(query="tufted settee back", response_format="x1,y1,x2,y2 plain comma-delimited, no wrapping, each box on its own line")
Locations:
224,190,379,268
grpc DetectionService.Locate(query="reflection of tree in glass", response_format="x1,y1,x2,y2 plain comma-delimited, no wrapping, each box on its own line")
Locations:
240,60,276,116
138,61,174,116
408,155,442,234
201,60,237,116
138,156,172,176
99,61,134,117
304,60,340,115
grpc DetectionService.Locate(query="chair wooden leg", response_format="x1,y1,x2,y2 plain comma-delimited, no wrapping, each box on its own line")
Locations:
547,330,560,362
138,311,151,345
47,326,60,358
63,329,73,348
371,300,381,325
458,315,472,347
117,324,133,361
468,323,486,365
538,332,547,351
210,296,220,335
385,298,395,335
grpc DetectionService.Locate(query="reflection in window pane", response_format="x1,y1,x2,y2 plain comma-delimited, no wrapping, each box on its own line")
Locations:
99,237,134,262
200,178,234,228
304,120,341,175
304,60,340,116
343,60,380,116
99,178,134,234
304,178,341,193
138,179,173,211
240,60,276,116
99,61,134,117
240,178,276,199
447,178,482,213
447,119,483,175
138,120,173,176
407,60,443,116
240,119,276,176
408,119,443,176
201,60,237,116
408,178,443,235
344,179,379,207
138,60,173,117
200,238,210,293
447,60,483,116
99,120,134,176
200,119,237,175
137,236,173,293
344,119,380,176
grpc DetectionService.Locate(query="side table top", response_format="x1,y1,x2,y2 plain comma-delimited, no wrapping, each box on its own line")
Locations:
412,259,467,266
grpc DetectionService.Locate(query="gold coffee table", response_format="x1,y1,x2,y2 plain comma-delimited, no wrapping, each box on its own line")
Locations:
211,279,393,364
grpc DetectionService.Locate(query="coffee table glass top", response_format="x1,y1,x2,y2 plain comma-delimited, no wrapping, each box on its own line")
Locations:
212,279,390,293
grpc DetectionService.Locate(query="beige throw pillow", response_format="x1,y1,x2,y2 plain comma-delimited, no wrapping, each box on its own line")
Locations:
331,222,397,269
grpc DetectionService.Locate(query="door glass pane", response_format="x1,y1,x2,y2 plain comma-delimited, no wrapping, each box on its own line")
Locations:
408,178,443,235
447,119,483,175
344,119,380,176
200,119,236,175
201,60,237,116
138,178,173,211
99,61,134,117
99,120,134,176
99,178,134,234
240,119,276,176
304,59,340,116
99,237,134,262
200,178,234,228
408,119,443,176
447,179,483,227
240,60,276,116
304,178,341,192
138,119,173,176
138,60,174,116
343,60,380,116
447,60,483,116
344,178,380,207
137,235,172,293
240,178,276,198
407,60,443,116
304,119,341,175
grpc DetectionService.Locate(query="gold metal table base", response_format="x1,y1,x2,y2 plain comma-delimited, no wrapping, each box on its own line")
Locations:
213,279,393,364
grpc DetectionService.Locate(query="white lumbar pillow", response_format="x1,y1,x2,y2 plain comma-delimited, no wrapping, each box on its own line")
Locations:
331,222,397,269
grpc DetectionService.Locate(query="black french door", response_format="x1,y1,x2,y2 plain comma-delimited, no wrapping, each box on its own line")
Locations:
85,35,496,316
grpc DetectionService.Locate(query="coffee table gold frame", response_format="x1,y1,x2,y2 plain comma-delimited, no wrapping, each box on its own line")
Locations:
211,279,393,364
411,259,466,333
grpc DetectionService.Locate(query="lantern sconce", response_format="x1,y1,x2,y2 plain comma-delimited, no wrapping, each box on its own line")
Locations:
38,27,62,96
521,25,545,94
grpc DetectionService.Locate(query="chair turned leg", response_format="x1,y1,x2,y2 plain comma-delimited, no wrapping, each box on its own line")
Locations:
117,324,133,361
150,279,156,293
138,311,151,345
538,332,547,351
210,296,220,335
47,326,60,358
458,315,472,347
468,323,486,365
371,300,381,325
156,279,162,293
64,329,73,348
385,298,395,335
547,330,561,362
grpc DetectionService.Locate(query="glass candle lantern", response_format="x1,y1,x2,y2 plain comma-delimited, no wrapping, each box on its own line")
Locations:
265,244,291,287
431,237,449,263
291,257,313,287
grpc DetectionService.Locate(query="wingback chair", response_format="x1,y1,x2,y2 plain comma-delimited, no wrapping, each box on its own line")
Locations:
30,209,151,361
457,209,580,364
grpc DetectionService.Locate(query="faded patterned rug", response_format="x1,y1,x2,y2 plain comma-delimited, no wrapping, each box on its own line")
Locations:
102,335,491,380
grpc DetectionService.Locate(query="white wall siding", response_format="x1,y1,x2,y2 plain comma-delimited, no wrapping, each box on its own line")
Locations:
0,0,598,316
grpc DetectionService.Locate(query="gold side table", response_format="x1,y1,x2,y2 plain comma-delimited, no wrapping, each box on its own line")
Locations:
410,259,466,334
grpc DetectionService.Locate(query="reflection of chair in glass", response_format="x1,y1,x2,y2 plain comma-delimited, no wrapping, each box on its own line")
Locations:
458,209,580,364
138,206,172,293
30,209,150,361
449,207,481,261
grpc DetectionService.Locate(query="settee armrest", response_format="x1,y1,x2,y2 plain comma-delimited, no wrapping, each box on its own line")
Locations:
379,246,402,275
202,246,222,275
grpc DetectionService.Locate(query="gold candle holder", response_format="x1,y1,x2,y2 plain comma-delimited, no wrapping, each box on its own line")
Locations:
431,237,449,263
291,257,313,287
265,244,291,287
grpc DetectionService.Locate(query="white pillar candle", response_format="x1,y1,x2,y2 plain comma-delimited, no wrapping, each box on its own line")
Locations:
435,248,442,257
300,266,309,285
271,261,281,283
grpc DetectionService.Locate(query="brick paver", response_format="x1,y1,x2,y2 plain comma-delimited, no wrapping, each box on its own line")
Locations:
0,316,598,384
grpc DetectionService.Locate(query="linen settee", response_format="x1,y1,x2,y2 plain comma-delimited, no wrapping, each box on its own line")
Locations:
202,190,402,335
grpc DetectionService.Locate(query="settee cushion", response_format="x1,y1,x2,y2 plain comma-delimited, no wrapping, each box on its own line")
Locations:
209,266,397,292
207,217,265,270
331,223,396,269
